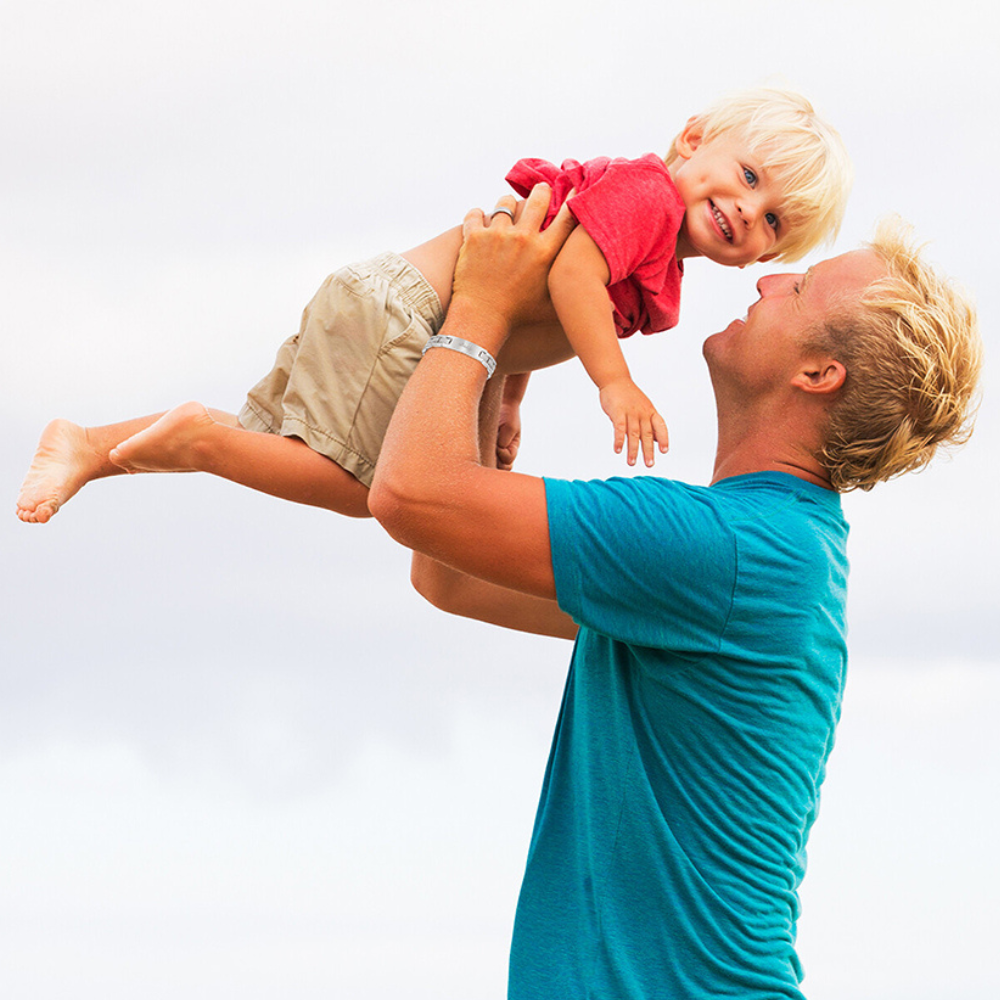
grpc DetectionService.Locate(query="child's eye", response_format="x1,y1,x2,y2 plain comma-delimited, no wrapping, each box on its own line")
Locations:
765,212,779,230
743,166,758,186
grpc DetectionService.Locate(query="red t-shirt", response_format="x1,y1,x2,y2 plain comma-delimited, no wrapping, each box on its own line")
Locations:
506,154,685,337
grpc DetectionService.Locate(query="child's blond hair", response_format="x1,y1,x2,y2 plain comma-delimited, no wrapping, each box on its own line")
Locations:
666,86,853,263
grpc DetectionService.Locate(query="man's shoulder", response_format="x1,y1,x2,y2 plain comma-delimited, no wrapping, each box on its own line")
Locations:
546,472,845,544
544,475,734,551
709,472,846,524
545,473,708,505
546,471,837,506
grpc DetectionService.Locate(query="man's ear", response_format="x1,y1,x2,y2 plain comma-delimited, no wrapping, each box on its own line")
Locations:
674,117,704,160
792,359,846,396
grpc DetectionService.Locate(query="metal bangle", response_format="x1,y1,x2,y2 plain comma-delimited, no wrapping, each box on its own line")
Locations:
421,334,497,378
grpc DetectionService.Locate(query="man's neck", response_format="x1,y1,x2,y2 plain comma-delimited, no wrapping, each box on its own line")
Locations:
709,411,834,489
710,452,833,488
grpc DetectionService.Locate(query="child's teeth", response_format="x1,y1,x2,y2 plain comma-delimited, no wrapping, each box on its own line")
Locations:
712,205,732,239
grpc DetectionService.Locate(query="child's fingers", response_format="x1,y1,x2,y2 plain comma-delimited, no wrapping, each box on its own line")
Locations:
641,418,657,468
652,412,670,453
626,415,641,467
639,412,669,467
497,437,520,471
612,413,626,456
496,420,520,470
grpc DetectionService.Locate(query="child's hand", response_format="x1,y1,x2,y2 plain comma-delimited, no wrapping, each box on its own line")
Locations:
598,378,669,467
496,399,522,471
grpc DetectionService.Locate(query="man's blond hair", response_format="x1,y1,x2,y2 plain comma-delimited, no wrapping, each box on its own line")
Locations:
666,86,853,263
816,218,983,492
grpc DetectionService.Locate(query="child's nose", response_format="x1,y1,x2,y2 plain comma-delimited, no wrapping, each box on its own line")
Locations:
737,198,759,227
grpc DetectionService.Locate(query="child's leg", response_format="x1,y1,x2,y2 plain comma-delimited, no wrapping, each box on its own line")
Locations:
108,402,371,517
17,403,370,523
17,412,168,523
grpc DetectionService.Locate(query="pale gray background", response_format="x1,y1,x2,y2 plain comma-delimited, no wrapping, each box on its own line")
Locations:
1,1,997,997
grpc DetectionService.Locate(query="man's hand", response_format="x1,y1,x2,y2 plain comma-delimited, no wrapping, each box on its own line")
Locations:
495,371,530,471
451,184,576,348
599,377,670,467
496,398,522,471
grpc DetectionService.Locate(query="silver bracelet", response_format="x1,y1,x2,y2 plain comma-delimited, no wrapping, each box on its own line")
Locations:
421,334,497,378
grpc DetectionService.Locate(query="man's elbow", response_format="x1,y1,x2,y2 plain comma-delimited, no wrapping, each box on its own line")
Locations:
369,468,446,553
409,555,450,612
368,471,413,541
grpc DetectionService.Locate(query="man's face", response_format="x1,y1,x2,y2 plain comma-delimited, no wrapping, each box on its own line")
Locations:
703,249,887,393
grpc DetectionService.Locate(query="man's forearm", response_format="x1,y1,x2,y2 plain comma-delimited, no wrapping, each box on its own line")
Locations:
410,551,577,639
404,370,576,640
369,186,574,598
373,297,503,510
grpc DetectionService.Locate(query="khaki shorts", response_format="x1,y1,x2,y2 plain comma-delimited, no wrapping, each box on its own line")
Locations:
239,253,444,488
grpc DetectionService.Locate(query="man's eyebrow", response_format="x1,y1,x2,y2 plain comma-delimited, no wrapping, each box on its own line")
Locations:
800,267,815,292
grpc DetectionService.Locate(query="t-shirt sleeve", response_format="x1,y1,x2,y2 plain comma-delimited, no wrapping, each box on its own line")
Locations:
544,476,736,651
567,162,680,285
506,158,562,197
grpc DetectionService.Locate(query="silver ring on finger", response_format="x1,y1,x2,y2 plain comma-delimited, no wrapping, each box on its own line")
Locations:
490,205,515,221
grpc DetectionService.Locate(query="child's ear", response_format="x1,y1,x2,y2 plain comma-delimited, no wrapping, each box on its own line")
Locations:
674,117,704,160
738,253,779,270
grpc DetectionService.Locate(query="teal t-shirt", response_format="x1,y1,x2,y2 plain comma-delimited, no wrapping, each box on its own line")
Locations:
509,472,849,999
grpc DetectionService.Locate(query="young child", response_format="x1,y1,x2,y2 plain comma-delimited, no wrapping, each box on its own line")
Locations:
17,86,851,524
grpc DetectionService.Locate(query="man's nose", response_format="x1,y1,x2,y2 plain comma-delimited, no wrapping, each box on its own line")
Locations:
756,272,797,296
756,273,776,295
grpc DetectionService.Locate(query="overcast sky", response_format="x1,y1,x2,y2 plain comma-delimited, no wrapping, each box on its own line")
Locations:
1,2,998,998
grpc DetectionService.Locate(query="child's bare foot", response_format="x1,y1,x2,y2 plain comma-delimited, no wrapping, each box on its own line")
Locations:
109,401,216,473
17,420,103,523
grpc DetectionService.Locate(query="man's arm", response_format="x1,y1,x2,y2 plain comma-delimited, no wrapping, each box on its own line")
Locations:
410,552,578,639
407,365,576,640
369,184,576,601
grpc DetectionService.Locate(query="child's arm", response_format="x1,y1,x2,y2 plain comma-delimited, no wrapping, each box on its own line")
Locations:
497,372,530,470
548,227,669,466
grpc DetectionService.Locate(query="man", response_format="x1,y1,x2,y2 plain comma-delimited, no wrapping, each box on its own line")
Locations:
368,186,982,998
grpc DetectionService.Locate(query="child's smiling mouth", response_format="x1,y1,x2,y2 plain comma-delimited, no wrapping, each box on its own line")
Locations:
710,202,733,242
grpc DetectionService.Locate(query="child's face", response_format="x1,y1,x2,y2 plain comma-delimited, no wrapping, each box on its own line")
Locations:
669,123,788,267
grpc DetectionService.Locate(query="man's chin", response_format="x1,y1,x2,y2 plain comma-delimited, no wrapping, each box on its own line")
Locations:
703,318,743,358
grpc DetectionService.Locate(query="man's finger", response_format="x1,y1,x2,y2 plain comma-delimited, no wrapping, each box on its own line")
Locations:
544,189,578,250
517,183,553,231
462,206,486,240
489,196,517,225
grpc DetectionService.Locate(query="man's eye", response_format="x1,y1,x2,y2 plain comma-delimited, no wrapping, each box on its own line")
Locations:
766,212,778,229
743,166,758,186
